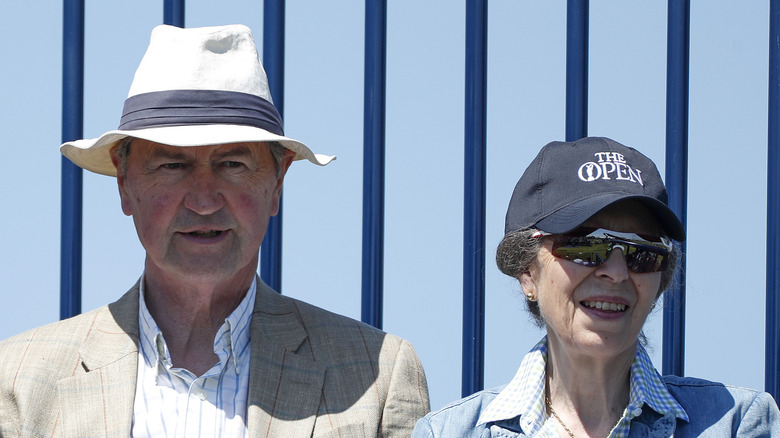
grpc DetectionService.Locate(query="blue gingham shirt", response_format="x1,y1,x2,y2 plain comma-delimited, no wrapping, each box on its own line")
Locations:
477,337,688,437
131,277,255,438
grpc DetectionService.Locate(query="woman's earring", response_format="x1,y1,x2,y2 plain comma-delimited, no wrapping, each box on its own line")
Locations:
526,292,536,302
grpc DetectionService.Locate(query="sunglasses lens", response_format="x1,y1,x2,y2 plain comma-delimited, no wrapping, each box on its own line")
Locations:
623,245,668,273
551,237,610,267
550,230,670,273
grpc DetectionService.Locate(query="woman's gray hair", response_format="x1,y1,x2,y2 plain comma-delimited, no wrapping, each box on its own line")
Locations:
495,229,545,326
495,228,680,328
111,138,288,177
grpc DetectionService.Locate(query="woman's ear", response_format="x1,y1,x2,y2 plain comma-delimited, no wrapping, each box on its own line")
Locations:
519,269,537,301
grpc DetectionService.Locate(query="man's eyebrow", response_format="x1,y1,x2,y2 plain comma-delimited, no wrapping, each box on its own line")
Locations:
149,148,188,160
213,144,254,160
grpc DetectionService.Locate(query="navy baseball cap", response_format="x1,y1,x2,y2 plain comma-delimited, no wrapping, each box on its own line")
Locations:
504,137,685,241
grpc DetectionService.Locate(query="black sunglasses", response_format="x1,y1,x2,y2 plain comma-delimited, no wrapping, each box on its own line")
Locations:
533,227,672,273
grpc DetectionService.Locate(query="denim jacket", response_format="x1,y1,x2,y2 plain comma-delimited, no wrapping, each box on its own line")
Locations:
412,376,780,437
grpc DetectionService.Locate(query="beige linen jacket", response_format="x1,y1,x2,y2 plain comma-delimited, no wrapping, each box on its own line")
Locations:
0,279,429,437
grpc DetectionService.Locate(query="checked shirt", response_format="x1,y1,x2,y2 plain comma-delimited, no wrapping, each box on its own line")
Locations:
476,337,688,438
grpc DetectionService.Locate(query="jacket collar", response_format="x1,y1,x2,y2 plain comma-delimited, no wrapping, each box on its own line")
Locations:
56,277,328,436
246,278,326,436
58,283,141,436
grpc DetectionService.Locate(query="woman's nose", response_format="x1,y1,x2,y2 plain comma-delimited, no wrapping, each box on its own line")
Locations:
593,246,630,282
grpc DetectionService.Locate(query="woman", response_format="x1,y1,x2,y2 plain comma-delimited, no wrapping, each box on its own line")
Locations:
413,137,780,437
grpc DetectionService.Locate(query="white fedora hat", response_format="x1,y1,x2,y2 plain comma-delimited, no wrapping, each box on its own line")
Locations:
61,24,335,177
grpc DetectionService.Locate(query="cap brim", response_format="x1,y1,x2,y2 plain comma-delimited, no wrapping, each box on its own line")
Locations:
534,193,686,241
60,124,336,177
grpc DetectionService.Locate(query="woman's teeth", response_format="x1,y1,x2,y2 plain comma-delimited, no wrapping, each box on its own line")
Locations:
583,300,626,312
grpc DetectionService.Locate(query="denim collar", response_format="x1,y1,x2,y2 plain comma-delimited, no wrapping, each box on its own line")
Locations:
477,337,688,436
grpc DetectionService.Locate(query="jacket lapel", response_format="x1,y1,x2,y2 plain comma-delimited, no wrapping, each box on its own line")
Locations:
247,279,326,437
57,286,140,437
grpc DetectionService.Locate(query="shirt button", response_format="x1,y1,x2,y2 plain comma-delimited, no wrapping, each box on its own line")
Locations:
192,388,207,400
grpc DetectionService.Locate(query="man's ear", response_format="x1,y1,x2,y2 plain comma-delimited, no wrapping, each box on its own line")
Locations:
270,149,295,216
277,149,295,180
110,146,133,216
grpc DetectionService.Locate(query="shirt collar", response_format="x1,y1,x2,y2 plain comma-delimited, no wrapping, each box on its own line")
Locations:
629,343,689,422
476,337,689,433
217,278,255,371
137,275,256,374
477,338,548,432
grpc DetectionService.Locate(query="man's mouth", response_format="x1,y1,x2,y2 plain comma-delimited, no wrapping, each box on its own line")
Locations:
582,300,627,312
188,230,223,238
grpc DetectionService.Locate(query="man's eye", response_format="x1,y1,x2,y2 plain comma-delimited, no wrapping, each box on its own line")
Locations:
162,163,183,169
223,161,244,168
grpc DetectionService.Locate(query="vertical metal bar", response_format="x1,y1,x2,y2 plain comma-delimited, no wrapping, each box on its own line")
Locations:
565,0,588,142
60,0,85,320
261,0,285,292
462,0,488,398
662,0,690,377
361,0,387,329
163,0,185,27
766,0,780,401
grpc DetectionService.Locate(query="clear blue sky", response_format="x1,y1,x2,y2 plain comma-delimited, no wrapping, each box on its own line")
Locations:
1,1,772,410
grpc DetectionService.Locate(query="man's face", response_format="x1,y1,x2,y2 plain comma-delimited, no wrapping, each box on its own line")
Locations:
115,139,292,284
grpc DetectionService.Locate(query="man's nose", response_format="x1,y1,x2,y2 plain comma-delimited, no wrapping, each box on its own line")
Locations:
183,168,225,215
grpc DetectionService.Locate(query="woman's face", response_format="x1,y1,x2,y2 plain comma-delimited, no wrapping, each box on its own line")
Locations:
520,201,664,360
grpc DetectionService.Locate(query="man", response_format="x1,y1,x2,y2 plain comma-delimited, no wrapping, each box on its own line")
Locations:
0,24,429,437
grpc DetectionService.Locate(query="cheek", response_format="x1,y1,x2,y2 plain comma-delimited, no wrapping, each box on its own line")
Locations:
128,187,180,230
124,176,175,211
142,191,177,215
242,178,279,211
536,265,582,309
229,185,275,228
235,191,266,214
550,262,591,295
633,274,663,304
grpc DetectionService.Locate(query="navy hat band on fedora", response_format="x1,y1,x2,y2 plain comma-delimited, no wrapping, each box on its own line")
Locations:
119,89,284,136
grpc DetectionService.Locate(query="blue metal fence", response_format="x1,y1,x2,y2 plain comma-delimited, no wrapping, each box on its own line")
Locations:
260,0,286,292
663,0,690,378
163,0,185,28
60,0,780,402
565,0,588,142
767,0,780,401
361,0,388,329
60,0,84,321
462,0,489,398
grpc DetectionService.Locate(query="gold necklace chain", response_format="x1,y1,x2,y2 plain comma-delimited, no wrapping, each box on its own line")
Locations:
545,396,622,438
